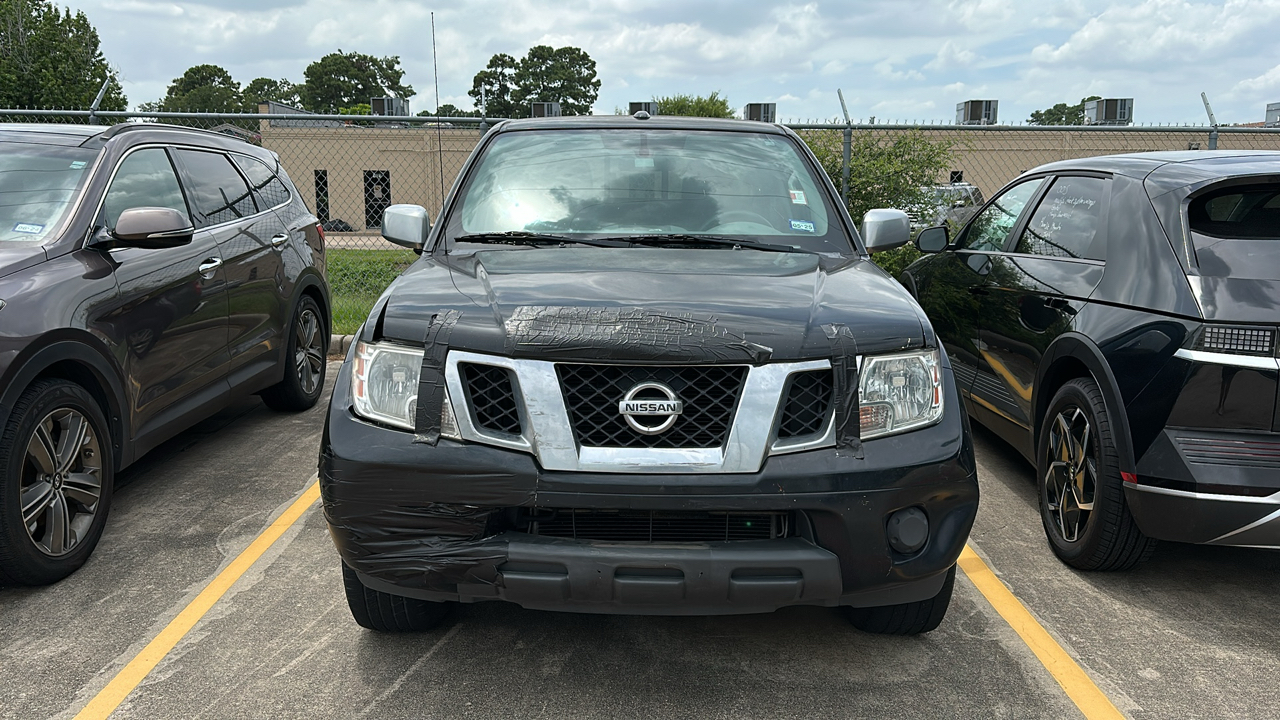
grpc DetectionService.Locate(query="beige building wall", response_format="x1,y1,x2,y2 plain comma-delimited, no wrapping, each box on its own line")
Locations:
261,124,1280,232
262,125,481,233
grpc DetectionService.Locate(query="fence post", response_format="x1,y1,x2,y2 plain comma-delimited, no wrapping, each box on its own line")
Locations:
1208,127,1218,150
841,125,852,206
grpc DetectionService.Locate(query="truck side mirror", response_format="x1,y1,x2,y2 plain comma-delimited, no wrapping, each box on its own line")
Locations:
382,204,431,251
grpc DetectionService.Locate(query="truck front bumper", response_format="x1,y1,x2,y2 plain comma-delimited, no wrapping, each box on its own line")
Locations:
321,360,979,615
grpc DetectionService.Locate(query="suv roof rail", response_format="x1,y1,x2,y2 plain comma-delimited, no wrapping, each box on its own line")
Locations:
94,121,251,144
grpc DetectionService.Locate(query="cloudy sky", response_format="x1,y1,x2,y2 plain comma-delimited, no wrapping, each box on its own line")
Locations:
68,0,1280,124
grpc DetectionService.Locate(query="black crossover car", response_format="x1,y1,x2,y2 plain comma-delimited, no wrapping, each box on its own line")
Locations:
322,115,978,635
903,151,1280,570
0,123,329,585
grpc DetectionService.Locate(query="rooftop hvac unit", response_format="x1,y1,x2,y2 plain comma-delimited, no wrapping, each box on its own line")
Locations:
629,101,660,116
371,97,409,116
1084,98,1133,126
955,100,998,125
744,103,777,123
531,102,562,117
1266,102,1280,128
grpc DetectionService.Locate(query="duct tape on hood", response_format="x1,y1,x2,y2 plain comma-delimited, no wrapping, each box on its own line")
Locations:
414,309,460,445
503,306,773,364
823,323,863,458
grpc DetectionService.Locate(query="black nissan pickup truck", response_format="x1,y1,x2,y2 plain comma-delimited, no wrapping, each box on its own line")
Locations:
321,114,978,635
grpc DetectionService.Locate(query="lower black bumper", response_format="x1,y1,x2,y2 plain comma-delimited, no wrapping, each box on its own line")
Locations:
320,359,978,614
1130,428,1280,546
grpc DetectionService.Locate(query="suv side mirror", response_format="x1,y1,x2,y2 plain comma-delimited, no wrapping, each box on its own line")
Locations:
861,209,910,254
915,226,949,253
383,204,430,251
109,207,194,249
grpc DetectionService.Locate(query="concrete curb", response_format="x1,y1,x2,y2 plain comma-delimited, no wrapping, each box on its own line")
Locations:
328,334,355,357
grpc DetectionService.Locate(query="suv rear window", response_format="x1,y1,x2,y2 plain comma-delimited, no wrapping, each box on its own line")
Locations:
1189,183,1280,278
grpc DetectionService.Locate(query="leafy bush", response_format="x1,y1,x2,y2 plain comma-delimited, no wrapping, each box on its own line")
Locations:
800,129,958,277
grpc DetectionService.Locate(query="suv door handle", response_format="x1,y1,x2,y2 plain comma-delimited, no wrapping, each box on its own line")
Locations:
270,233,289,247
198,257,223,279
968,286,989,296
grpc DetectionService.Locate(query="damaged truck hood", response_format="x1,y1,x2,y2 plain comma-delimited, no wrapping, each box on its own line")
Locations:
376,248,928,361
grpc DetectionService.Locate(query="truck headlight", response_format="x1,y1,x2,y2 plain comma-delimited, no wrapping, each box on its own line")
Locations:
859,349,944,439
351,341,460,439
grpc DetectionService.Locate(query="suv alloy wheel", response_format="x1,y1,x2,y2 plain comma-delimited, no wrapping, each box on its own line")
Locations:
0,380,114,585
1037,379,1155,571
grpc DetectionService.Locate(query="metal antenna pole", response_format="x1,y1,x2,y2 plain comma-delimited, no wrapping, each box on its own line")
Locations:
1201,92,1219,150
88,79,110,125
838,89,852,206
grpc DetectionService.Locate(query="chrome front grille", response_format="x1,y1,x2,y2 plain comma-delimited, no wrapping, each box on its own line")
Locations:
443,350,834,473
777,369,833,439
459,363,522,435
556,364,747,448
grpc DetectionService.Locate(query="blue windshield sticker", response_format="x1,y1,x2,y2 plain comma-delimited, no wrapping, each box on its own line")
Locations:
13,223,44,234
69,161,87,169
789,219,815,233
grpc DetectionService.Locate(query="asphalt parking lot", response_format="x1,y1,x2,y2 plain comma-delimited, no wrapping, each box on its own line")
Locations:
3,360,1278,720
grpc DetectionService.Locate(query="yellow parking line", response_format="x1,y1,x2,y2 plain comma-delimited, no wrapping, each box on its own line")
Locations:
958,545,1124,720
75,480,322,720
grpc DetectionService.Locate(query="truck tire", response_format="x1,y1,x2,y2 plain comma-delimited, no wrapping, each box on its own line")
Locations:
847,565,955,635
342,563,454,632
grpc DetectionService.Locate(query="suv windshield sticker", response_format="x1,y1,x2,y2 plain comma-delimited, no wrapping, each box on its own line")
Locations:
789,190,807,205
69,161,87,169
12,223,43,234
790,219,816,233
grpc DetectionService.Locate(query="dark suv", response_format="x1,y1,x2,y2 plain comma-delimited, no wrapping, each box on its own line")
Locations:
0,123,329,585
323,115,978,635
904,151,1280,570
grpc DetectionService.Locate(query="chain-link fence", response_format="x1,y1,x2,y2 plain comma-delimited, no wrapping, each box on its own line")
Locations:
5,108,1280,332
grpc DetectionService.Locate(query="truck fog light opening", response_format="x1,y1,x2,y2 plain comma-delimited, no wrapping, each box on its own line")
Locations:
887,507,929,554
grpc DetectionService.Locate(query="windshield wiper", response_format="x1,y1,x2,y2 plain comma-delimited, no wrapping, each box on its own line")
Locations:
602,234,816,254
453,231,627,248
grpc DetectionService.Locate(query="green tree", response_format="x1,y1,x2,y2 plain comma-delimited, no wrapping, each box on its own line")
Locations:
0,0,126,109
468,53,518,118
300,50,414,113
651,92,734,118
153,64,242,112
243,77,300,108
469,46,600,118
511,45,599,116
417,103,480,118
1028,96,1102,126
803,129,957,277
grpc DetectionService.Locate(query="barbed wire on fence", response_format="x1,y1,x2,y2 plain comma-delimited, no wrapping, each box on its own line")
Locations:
5,108,1280,332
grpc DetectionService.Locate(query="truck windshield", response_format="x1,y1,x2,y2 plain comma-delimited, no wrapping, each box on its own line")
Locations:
444,128,850,254
1189,182,1280,279
0,143,98,243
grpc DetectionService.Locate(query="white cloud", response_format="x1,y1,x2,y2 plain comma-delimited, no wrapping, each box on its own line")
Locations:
873,59,924,82
819,60,848,76
1030,0,1280,66
923,40,976,71
58,0,1280,124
